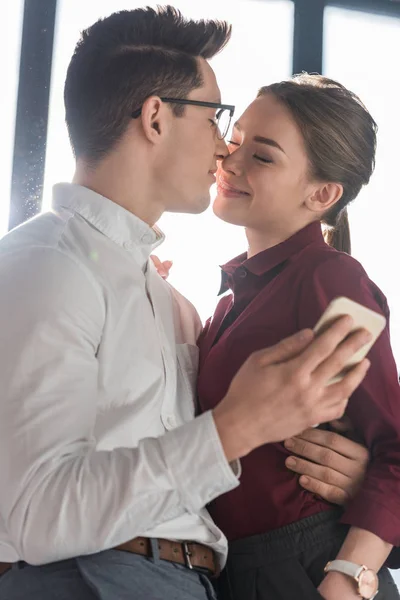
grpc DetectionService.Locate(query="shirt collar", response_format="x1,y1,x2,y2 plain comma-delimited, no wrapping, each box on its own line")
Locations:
219,222,325,294
52,183,164,268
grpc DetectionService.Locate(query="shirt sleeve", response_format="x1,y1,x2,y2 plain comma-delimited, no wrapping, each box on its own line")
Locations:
0,247,239,565
297,253,400,548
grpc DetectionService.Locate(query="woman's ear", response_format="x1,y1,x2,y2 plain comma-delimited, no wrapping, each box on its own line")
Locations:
306,182,344,216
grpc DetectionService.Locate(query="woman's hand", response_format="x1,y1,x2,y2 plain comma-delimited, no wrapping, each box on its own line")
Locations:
318,571,361,600
284,418,369,505
150,255,173,279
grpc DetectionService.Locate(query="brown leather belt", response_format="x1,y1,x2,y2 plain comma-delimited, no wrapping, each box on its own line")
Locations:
116,537,218,576
0,537,218,578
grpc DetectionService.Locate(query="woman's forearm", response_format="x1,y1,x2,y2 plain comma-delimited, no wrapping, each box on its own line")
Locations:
336,526,392,570
318,527,393,599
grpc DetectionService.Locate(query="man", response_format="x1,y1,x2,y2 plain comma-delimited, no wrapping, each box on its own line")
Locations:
0,7,371,599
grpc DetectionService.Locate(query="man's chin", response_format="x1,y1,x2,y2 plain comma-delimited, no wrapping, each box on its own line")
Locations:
167,195,211,215
185,192,212,214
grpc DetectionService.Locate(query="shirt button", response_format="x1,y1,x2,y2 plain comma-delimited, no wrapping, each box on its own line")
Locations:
237,267,247,279
124,241,133,250
142,233,153,244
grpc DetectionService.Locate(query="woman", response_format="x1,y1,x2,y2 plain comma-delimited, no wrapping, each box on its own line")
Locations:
197,74,400,600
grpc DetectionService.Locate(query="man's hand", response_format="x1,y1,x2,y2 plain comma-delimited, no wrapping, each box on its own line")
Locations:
213,316,372,462
284,422,369,505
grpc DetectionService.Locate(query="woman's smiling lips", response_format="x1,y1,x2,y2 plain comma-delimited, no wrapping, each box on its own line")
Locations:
217,176,250,197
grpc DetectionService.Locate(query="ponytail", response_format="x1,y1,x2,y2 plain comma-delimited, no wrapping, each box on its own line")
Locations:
324,208,351,255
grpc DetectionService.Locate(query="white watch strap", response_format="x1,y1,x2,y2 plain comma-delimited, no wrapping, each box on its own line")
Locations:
326,560,365,580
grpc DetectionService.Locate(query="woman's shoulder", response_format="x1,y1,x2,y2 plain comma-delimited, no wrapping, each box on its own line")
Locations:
296,244,389,316
298,243,368,281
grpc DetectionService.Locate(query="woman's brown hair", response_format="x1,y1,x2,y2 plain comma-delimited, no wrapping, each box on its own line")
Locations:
258,74,378,254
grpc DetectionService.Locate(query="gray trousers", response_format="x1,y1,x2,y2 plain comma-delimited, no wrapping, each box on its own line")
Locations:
0,540,218,600
215,511,399,600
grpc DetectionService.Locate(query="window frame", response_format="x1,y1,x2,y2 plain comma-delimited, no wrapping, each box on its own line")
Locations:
8,0,400,227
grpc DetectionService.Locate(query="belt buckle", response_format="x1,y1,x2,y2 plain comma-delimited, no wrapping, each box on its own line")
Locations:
182,542,193,570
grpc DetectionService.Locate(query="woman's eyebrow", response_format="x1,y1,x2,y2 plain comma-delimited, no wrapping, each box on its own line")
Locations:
232,122,286,154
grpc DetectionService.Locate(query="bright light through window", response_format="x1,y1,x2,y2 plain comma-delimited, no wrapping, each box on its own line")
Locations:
324,6,400,367
2,0,24,237
43,0,294,322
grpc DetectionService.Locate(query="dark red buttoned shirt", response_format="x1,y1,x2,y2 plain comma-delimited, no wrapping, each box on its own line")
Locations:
197,222,400,549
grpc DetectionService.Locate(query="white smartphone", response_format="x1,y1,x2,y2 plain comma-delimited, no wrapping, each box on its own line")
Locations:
313,296,386,385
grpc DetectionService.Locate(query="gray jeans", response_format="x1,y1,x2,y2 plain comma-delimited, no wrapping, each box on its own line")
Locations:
0,540,218,600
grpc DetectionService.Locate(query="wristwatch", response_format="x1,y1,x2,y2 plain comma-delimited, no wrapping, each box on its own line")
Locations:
324,560,379,599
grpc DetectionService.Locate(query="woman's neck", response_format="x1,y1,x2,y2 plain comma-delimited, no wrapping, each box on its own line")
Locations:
245,221,315,258
245,226,294,259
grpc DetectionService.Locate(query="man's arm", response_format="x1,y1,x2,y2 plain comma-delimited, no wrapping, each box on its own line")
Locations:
0,248,239,565
0,248,370,565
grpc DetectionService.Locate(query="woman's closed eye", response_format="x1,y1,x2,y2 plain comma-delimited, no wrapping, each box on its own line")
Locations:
253,154,273,164
227,140,273,164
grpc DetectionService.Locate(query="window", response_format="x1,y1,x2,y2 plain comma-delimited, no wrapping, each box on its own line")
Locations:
43,0,294,321
324,6,400,365
2,0,24,237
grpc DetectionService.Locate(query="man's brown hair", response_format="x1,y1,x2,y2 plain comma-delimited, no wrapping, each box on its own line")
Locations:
64,6,231,165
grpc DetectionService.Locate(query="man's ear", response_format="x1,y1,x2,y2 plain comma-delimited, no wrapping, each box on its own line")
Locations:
305,182,344,216
140,96,170,143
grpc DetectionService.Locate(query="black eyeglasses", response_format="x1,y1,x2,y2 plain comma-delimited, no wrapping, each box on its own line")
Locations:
131,97,235,140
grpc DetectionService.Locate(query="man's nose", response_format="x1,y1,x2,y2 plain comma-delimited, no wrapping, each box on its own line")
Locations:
215,136,229,162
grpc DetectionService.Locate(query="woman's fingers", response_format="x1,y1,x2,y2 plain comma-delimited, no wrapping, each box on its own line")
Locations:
150,255,173,279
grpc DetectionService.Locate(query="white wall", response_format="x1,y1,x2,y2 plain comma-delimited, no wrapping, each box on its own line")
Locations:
324,6,400,367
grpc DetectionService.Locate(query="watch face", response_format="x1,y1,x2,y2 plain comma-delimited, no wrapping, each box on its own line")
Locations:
359,569,379,599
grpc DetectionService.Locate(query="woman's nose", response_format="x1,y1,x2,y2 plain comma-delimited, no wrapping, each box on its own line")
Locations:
221,150,243,177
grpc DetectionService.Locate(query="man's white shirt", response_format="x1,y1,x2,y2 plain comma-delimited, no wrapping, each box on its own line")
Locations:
0,183,239,567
